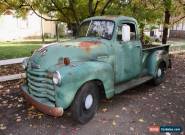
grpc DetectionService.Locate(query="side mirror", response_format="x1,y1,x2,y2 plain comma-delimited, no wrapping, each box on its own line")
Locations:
122,24,130,42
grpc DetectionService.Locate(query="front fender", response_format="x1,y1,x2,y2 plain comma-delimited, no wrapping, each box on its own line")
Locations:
55,61,114,109
147,50,169,77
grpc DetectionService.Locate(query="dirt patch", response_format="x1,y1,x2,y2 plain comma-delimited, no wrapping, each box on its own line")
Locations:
0,54,185,135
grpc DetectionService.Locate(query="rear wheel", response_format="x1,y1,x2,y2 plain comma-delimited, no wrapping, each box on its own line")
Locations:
152,63,166,85
71,82,99,124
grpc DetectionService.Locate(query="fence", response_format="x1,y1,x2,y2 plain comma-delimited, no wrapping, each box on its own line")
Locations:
0,57,27,82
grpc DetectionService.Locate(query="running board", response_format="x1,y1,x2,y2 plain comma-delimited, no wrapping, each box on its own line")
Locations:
115,76,153,94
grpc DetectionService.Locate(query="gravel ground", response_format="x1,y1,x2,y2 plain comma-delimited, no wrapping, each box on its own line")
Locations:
0,54,185,135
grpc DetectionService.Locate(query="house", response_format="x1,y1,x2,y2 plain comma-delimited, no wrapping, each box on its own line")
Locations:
0,10,57,40
145,16,185,40
169,17,185,38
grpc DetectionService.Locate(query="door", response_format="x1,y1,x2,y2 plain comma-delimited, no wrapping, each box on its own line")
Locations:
114,22,142,83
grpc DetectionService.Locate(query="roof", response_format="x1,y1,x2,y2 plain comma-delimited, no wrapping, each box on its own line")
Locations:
83,16,137,23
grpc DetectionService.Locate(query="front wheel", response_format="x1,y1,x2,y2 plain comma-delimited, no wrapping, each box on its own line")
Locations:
152,63,166,85
71,82,99,124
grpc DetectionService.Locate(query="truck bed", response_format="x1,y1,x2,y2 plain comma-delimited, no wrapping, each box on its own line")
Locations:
142,44,170,52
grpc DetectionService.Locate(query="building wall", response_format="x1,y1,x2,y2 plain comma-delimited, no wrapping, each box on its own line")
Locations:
0,11,56,40
170,18,185,38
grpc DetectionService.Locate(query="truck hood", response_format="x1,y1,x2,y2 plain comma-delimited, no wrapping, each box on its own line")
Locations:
29,38,110,70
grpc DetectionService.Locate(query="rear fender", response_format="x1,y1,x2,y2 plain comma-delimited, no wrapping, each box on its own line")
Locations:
146,50,169,77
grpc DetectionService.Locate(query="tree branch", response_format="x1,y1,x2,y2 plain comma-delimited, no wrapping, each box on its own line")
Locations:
100,0,112,15
93,0,100,15
88,0,93,16
28,3,60,21
50,0,71,23
172,15,185,25
68,0,80,26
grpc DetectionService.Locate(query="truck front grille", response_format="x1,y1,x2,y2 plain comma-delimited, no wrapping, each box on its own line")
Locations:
26,69,55,102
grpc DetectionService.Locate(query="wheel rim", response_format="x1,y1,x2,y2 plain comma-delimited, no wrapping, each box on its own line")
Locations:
157,68,162,77
84,94,93,110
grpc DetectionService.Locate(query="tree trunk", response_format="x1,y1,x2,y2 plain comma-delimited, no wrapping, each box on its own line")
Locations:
40,15,45,43
162,10,170,44
140,23,145,45
55,22,59,42
88,0,93,17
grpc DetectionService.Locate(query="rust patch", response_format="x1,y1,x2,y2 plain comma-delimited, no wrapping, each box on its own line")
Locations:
22,89,63,117
79,41,101,53
79,41,101,47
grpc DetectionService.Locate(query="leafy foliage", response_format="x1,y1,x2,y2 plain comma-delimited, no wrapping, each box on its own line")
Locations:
0,0,185,40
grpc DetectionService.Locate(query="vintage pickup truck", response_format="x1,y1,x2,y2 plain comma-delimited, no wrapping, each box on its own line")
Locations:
21,16,171,124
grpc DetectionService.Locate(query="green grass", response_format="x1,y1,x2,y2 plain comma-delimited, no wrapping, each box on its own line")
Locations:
0,41,44,60
0,39,184,60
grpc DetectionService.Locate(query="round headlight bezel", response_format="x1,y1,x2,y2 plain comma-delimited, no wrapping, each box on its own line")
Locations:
52,71,62,85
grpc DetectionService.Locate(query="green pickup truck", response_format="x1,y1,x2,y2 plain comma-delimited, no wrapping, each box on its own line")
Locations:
21,16,171,124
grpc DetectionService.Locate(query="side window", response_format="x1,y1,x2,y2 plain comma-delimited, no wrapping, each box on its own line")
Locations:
117,23,136,41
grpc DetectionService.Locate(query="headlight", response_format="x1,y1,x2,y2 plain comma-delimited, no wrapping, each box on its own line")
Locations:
53,71,62,85
22,58,28,69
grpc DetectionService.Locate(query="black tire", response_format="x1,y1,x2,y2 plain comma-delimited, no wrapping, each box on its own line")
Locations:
152,63,166,86
71,82,99,124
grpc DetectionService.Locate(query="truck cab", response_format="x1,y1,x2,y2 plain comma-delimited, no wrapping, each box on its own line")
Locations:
21,16,170,124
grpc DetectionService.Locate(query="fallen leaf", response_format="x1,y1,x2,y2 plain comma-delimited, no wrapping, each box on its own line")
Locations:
0,124,6,130
122,107,127,111
102,108,108,112
28,106,35,111
61,125,66,129
112,120,116,126
0,85,3,89
115,115,120,118
18,98,23,102
138,118,144,123
16,117,22,122
129,127,134,131
2,101,7,104
38,116,42,119
142,97,147,100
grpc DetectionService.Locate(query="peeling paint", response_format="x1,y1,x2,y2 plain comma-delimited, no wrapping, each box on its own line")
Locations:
79,41,101,53
79,41,101,47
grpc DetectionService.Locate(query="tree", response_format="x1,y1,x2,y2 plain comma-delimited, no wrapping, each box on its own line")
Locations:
108,0,163,44
161,0,185,44
25,0,114,32
162,0,172,44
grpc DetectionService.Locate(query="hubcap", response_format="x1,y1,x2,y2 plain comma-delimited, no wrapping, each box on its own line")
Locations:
157,68,162,77
85,94,93,109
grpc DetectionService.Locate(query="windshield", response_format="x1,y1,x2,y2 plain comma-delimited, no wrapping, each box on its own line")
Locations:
78,20,114,40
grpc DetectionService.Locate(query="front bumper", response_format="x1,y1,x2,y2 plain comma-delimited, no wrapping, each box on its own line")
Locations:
21,84,63,117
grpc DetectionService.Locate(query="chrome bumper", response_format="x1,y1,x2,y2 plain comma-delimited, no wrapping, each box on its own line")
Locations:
21,84,63,117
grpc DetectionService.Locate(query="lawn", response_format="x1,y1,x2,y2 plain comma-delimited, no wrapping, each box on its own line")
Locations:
0,41,41,60
0,39,71,60
0,40,59,60
0,38,184,60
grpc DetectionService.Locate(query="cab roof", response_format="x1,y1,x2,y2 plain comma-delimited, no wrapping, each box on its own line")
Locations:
83,16,137,23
